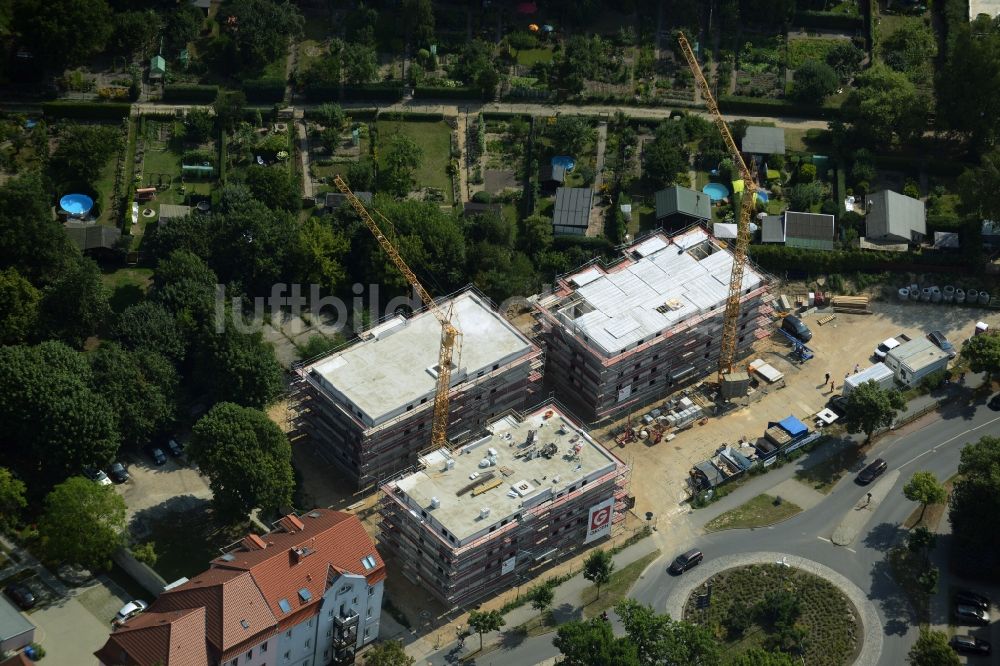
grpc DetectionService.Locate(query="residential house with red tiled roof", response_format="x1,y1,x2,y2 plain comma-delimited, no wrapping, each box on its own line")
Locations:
95,509,385,666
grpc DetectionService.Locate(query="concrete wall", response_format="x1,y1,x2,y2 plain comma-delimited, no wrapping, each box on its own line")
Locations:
0,625,34,653
113,547,167,598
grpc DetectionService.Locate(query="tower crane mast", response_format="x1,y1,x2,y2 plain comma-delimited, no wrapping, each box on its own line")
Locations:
676,33,758,385
333,175,459,450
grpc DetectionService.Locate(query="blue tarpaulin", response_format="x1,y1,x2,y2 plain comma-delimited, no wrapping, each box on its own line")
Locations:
778,415,808,438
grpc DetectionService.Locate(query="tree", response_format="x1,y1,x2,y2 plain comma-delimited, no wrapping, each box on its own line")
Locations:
111,10,162,60
380,134,423,197
959,150,1000,222
164,4,203,57
38,256,111,347
150,250,219,332
343,43,379,84
213,90,247,133
363,640,414,666
730,648,794,666
195,326,284,409
844,63,928,147
907,525,937,554
221,0,303,72
188,403,294,521
583,549,614,598
554,618,640,666
38,477,126,571
0,468,27,530
90,343,178,450
401,0,435,48
110,302,186,363
936,16,1000,151
549,116,593,157
791,60,839,103
644,137,687,188
12,0,113,71
467,609,505,652
613,599,720,666
294,216,349,293
825,41,863,83
528,584,554,613
843,380,906,443
908,628,959,666
961,332,1000,379
787,181,823,212
519,214,553,256
347,159,375,192
185,109,215,144
903,471,948,523
949,436,1000,577
0,174,76,286
449,40,500,97
0,267,40,345
244,165,300,212
880,20,936,83
49,124,121,188
317,103,347,131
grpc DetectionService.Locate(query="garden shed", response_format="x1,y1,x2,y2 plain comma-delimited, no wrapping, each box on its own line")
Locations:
741,126,785,156
865,190,926,244
181,164,215,177
149,55,166,80
552,187,593,235
655,185,711,230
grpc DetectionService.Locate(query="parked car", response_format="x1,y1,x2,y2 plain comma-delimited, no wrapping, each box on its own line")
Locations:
668,549,704,575
83,466,112,486
989,394,1000,411
927,330,957,359
3,583,36,610
856,459,888,485
955,604,991,626
109,462,129,483
827,395,848,418
166,439,183,457
149,448,167,466
955,589,991,612
113,599,147,625
780,315,812,343
950,634,991,656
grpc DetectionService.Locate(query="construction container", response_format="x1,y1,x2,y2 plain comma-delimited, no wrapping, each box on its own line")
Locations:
843,362,895,396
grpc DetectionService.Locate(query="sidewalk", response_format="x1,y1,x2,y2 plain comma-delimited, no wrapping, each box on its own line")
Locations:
405,535,660,663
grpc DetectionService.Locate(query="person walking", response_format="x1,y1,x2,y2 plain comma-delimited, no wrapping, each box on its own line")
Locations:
854,363,860,374
825,372,831,384
830,380,835,391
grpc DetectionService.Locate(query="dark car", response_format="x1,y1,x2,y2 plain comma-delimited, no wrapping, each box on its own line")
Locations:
827,395,848,418
4,583,36,610
955,589,991,612
989,394,1000,411
149,448,167,466
951,635,991,656
927,330,957,359
668,549,703,575
856,459,888,485
109,462,129,483
780,315,812,343
955,604,991,626
166,439,183,457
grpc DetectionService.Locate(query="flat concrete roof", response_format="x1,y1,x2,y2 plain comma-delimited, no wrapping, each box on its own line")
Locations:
971,0,1000,19
887,337,948,373
0,596,34,642
306,291,534,428
391,404,621,544
549,228,765,357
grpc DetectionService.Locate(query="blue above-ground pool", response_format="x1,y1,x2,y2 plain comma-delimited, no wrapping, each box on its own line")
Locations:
756,190,769,204
552,155,576,172
60,193,94,217
702,183,728,201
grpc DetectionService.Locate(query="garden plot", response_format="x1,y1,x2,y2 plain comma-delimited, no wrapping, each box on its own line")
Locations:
734,36,785,98
472,116,527,197
376,119,454,204
307,121,371,196
136,118,215,225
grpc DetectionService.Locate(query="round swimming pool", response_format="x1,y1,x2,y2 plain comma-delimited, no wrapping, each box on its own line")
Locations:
756,190,769,204
702,183,728,201
59,193,94,217
552,155,576,172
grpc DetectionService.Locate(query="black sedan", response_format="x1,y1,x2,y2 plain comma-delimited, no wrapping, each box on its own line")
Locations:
955,604,991,626
149,448,167,466
989,394,1000,411
166,439,184,457
856,459,887,485
955,589,991,612
4,583,36,610
109,462,129,483
668,549,704,575
951,634,991,656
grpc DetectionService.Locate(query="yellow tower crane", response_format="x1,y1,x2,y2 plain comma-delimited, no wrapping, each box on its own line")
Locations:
676,32,758,385
333,174,460,450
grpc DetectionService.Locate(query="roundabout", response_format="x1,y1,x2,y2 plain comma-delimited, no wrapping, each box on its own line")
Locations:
663,552,882,666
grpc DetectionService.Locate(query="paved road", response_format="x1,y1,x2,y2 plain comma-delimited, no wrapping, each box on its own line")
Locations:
427,394,1000,665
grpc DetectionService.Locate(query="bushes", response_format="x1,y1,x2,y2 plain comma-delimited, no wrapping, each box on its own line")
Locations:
41,101,130,120
243,78,286,103
793,10,864,31
162,84,219,103
749,244,971,276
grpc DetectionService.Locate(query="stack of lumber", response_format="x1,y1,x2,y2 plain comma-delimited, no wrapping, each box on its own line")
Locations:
830,295,871,314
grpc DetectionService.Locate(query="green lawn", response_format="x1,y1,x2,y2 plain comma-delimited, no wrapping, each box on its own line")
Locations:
704,494,803,532
514,48,554,66
582,550,661,618
101,267,153,313
93,151,120,227
377,120,453,203
787,38,846,70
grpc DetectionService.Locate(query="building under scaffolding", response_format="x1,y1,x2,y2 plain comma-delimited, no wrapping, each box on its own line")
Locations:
535,227,774,423
378,403,630,606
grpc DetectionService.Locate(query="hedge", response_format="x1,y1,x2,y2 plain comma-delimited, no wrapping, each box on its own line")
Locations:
243,78,285,103
872,154,969,177
718,95,841,120
748,244,972,276
482,112,532,122
41,101,130,120
792,10,864,31
378,111,444,121
553,235,616,254
412,85,483,100
163,84,219,103
342,83,403,102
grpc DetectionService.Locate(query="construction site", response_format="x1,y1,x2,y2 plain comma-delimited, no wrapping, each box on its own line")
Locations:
535,226,775,423
377,402,630,607
293,288,543,491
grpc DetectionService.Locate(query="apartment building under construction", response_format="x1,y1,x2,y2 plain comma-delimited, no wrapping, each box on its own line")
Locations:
293,289,543,491
377,402,630,606
536,227,774,423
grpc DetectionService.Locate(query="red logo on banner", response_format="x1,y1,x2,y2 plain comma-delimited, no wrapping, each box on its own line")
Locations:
590,506,611,531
